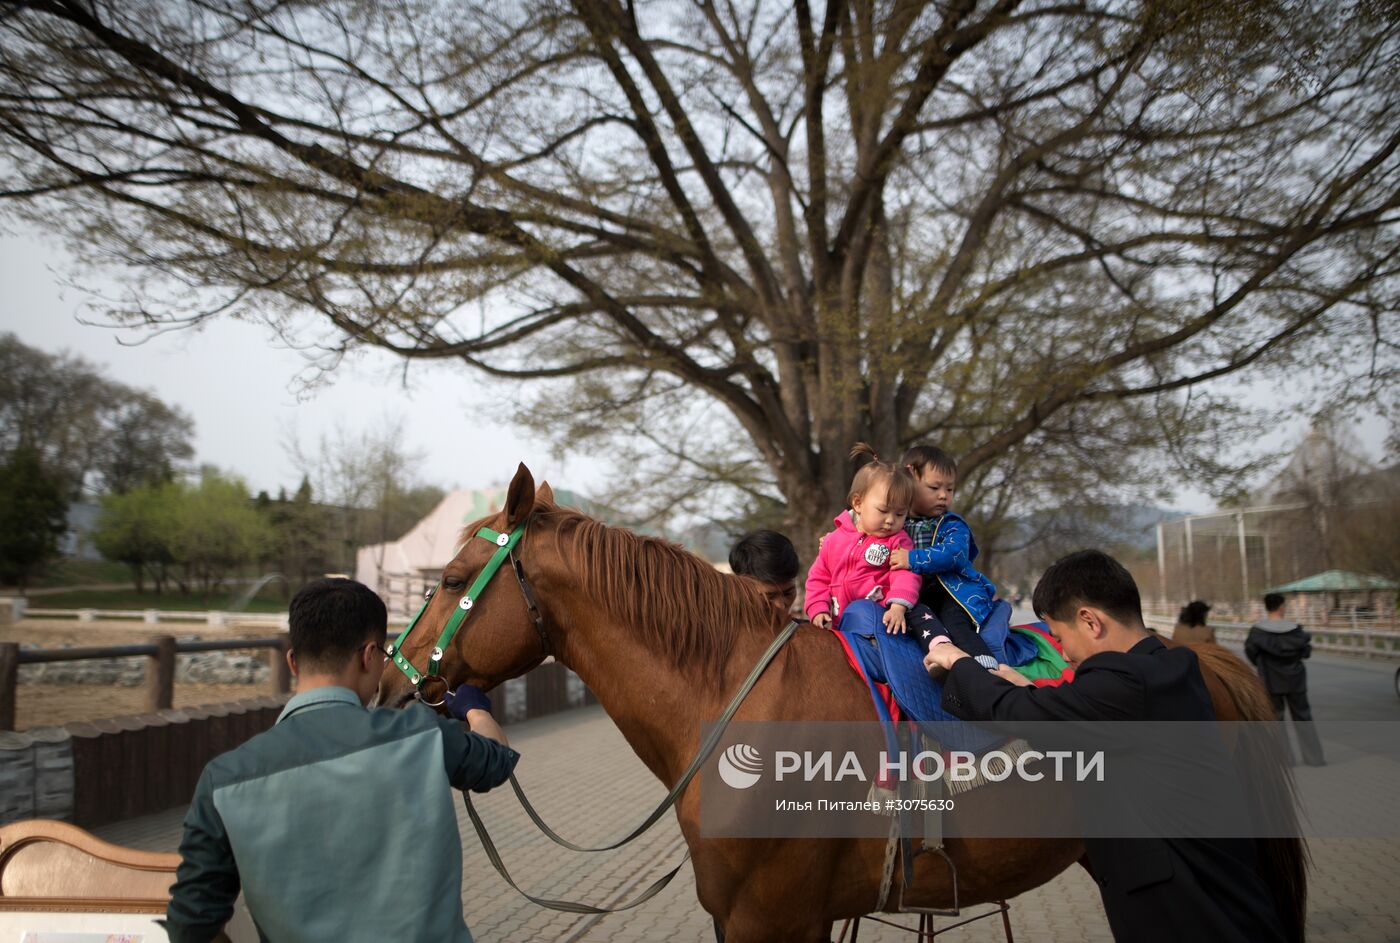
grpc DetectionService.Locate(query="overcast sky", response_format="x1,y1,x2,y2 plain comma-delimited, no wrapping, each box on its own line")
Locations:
1,230,607,500
1,226,1389,515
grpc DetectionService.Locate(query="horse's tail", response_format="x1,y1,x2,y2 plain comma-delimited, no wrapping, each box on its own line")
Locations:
1192,643,1309,943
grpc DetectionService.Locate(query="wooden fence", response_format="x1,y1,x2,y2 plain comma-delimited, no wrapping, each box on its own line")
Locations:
0,636,291,732
22,607,289,628
0,639,593,829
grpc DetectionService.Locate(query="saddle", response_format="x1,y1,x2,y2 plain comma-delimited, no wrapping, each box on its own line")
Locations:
830,608,1074,916
832,605,1073,755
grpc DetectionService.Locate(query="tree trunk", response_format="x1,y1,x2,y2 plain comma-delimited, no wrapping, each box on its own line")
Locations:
781,455,856,571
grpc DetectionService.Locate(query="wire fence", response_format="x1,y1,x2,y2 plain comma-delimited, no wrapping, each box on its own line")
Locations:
1152,502,1398,615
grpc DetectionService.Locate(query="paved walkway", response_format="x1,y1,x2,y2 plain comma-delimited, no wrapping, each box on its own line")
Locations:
98,701,1400,941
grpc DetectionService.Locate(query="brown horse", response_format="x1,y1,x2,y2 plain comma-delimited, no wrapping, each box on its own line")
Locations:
377,465,1305,942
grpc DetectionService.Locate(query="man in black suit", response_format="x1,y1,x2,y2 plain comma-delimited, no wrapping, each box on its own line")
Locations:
924,549,1289,942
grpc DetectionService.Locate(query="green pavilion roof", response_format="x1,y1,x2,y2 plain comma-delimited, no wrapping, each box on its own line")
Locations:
1267,570,1400,594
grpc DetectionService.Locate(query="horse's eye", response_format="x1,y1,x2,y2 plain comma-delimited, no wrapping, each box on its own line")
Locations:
442,574,466,591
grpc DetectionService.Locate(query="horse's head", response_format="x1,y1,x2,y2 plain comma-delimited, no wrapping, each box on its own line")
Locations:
376,463,557,710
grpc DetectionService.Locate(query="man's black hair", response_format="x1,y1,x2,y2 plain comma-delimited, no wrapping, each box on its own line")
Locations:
1263,592,1286,612
729,530,800,584
288,577,388,672
1177,599,1211,626
1032,549,1144,626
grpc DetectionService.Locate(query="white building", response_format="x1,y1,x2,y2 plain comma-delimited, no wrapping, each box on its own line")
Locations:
355,486,602,617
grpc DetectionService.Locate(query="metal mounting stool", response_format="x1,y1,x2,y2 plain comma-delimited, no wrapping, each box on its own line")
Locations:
836,900,1014,942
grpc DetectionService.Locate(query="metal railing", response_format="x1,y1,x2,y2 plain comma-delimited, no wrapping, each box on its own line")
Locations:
1146,602,1398,631
0,636,291,732
1144,613,1400,659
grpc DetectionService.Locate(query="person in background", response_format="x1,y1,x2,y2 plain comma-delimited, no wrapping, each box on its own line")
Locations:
164,578,517,942
1246,593,1325,766
1172,599,1215,644
730,529,801,616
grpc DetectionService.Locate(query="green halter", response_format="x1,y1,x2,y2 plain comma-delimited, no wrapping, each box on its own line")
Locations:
387,523,526,697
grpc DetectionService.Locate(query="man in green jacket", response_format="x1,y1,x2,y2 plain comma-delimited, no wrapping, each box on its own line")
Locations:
164,577,518,942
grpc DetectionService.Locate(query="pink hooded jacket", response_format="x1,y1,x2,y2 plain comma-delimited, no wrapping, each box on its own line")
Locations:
804,511,921,623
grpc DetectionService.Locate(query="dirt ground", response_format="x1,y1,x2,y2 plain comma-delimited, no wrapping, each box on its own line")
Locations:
13,682,281,731
5,618,290,731
3,617,282,647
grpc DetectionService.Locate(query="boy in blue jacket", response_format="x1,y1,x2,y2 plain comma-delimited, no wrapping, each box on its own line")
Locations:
891,445,1001,671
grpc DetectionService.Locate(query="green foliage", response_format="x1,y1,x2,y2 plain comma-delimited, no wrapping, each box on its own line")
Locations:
0,446,69,591
262,475,330,587
169,470,272,593
94,469,271,593
93,483,177,593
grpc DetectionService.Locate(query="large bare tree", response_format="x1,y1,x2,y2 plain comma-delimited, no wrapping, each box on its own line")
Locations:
2,0,1396,547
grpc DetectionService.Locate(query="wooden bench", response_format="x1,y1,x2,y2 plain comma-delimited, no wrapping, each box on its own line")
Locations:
0,819,253,940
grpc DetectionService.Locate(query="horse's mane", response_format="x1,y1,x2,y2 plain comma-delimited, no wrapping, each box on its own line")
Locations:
534,504,784,679
1190,643,1310,943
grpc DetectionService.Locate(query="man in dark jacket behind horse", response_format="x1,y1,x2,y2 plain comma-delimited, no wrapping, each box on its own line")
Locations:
925,549,1289,943
1247,592,1326,766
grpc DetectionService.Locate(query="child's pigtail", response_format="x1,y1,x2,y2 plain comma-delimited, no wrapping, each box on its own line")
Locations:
846,442,916,513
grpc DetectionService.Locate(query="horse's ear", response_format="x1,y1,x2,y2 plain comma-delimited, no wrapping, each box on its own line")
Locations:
536,481,555,507
505,463,536,526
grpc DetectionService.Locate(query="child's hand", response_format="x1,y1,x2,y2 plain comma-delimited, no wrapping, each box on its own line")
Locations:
924,643,967,673
889,549,910,570
812,612,832,629
882,603,907,634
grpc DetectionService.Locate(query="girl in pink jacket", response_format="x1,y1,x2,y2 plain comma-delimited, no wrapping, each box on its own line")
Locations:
806,445,922,633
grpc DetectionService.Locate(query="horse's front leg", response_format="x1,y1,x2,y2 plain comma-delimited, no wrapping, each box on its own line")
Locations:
718,910,832,943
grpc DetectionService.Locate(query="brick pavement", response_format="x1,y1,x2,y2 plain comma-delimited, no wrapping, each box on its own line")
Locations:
98,705,1400,941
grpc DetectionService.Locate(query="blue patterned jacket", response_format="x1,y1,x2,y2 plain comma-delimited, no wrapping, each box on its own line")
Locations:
904,511,998,627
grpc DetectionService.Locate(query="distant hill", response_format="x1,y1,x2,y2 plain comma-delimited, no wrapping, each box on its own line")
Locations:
996,503,1191,557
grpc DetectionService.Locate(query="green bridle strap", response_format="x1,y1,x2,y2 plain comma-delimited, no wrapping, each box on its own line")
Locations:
387,523,525,688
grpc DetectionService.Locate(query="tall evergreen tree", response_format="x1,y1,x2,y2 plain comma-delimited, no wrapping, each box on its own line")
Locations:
0,446,69,591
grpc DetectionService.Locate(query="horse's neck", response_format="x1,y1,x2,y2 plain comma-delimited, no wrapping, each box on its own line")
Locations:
551,591,757,788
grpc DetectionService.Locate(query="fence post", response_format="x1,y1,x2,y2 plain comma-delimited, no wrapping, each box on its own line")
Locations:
268,638,291,695
0,642,18,732
525,661,568,718
145,635,176,712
